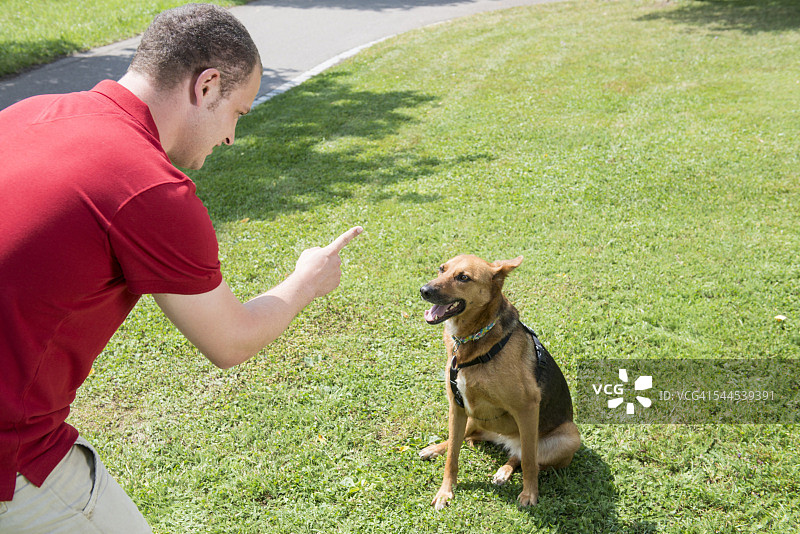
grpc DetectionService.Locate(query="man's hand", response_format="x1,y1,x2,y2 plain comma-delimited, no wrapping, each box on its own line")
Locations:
293,226,363,299
154,225,363,369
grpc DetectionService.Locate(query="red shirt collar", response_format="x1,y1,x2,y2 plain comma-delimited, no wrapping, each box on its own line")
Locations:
90,80,160,143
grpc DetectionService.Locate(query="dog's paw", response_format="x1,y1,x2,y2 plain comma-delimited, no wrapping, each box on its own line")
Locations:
517,490,538,508
432,488,454,511
419,443,445,461
492,465,514,486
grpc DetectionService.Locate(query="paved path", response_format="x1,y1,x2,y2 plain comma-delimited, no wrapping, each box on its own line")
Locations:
1,0,556,110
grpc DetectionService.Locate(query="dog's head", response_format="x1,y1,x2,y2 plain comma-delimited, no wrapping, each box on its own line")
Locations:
420,254,523,325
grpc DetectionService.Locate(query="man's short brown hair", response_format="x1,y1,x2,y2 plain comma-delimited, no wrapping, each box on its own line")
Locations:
128,3,261,98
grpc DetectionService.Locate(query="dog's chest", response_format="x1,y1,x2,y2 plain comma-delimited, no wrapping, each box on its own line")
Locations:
455,373,472,412
455,371,502,418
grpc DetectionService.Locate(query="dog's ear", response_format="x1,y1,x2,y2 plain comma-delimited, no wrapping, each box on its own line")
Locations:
491,256,524,284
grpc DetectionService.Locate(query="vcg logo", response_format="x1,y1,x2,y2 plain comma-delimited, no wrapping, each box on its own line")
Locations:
592,369,653,415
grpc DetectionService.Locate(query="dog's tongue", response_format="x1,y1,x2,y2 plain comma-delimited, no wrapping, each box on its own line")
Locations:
425,304,449,323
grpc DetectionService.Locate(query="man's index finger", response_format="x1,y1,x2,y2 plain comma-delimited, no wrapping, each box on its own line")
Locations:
327,226,363,254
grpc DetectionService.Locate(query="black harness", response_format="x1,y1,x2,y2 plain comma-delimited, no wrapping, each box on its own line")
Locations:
449,321,545,408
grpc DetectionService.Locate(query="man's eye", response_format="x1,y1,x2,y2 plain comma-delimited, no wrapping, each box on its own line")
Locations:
456,274,471,282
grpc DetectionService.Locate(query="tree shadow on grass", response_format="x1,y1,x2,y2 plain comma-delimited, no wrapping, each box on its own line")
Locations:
247,0,492,11
637,0,800,34
460,444,656,533
193,71,494,222
0,38,83,78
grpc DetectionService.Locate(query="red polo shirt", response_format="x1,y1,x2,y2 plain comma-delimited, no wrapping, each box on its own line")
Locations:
0,81,223,501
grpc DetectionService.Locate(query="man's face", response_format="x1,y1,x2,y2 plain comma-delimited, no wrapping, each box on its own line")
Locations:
171,65,261,170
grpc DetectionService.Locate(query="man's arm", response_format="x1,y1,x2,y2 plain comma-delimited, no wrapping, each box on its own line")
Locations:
153,226,362,369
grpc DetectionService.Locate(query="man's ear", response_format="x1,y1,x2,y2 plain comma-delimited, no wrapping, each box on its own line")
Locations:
192,68,222,107
491,256,524,284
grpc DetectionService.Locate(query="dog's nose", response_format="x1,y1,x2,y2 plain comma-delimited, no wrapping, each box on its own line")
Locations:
420,285,432,300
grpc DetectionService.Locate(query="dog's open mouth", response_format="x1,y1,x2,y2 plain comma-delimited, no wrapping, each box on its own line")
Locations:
424,300,465,325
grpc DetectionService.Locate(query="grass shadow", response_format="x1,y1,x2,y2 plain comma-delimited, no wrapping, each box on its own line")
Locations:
247,0,486,11
460,444,657,533
0,38,83,78
637,0,800,34
193,71,493,222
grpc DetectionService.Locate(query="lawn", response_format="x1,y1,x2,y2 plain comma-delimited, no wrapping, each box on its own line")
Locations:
65,0,800,532
0,0,249,77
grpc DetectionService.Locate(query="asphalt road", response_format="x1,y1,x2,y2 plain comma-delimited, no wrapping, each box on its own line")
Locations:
1,0,557,110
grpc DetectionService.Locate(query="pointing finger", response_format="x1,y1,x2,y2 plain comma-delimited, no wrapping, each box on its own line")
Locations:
326,226,363,254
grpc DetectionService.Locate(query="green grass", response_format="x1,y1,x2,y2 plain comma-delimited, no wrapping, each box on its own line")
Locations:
68,0,799,532
0,0,249,77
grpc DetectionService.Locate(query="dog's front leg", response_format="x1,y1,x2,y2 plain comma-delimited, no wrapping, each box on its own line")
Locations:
515,403,540,507
432,402,468,510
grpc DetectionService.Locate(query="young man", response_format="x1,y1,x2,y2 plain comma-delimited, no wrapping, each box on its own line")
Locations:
0,4,362,532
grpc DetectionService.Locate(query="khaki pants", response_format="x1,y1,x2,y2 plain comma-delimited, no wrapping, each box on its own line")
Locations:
0,437,152,533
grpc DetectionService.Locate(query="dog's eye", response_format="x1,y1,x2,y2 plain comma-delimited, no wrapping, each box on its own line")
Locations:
456,273,471,283
438,265,445,274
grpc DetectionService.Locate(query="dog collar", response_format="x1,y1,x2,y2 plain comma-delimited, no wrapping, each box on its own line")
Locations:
451,321,496,352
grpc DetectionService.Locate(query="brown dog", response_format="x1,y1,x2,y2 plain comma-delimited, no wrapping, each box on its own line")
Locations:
419,254,580,509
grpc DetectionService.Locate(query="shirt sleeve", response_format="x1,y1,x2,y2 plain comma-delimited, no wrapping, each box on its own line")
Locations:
108,181,223,295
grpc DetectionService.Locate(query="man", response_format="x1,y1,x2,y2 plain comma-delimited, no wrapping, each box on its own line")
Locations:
0,4,362,532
